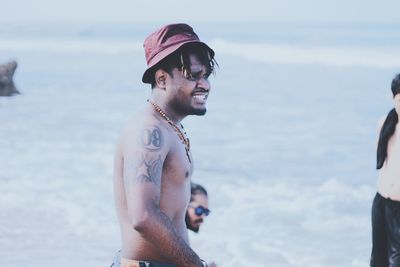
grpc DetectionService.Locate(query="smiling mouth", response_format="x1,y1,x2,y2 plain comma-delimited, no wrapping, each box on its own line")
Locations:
192,90,208,101
193,94,207,101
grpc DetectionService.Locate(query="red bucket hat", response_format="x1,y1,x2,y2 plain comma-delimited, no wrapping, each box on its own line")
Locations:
142,23,214,84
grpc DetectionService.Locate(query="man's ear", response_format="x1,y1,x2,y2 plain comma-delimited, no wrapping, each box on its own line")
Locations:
155,70,167,89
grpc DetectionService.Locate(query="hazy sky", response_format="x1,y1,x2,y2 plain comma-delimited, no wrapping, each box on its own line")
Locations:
1,0,400,23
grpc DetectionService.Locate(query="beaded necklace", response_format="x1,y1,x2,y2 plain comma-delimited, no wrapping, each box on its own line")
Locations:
147,99,191,163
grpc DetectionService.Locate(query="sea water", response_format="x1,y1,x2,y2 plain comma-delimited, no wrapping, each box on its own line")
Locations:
1,21,400,267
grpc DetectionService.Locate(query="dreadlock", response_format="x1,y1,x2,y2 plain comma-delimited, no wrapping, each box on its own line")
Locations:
150,43,218,88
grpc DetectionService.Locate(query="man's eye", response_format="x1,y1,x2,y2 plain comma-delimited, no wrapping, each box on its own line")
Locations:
192,73,209,80
186,75,197,81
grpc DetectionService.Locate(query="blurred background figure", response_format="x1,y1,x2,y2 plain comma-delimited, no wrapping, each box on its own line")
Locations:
186,182,217,267
186,182,211,233
370,73,400,267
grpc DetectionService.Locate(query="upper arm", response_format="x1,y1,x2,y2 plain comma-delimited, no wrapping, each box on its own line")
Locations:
122,124,169,223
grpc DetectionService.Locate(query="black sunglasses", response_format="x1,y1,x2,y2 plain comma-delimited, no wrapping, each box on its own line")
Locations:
190,205,211,216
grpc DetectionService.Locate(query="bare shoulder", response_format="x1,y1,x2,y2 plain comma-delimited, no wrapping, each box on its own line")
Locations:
119,111,171,156
117,111,172,189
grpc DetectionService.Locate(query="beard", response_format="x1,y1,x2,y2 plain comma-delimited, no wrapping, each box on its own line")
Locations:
170,97,207,116
191,106,207,116
185,212,201,233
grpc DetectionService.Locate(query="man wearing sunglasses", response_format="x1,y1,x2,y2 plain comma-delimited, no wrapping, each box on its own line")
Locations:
185,183,217,267
185,183,211,233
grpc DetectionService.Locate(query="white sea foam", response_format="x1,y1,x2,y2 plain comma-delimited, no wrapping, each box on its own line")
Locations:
192,177,374,267
209,39,400,68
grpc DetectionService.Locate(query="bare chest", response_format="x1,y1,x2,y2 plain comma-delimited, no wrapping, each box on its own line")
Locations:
163,138,194,182
159,141,193,219
387,130,400,163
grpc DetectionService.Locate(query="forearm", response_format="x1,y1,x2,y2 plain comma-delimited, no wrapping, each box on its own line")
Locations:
135,208,203,267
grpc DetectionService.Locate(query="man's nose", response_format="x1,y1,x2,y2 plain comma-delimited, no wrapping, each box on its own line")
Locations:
196,77,210,91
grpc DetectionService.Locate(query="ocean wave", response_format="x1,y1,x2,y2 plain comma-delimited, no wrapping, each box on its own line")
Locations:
209,38,400,68
195,177,374,267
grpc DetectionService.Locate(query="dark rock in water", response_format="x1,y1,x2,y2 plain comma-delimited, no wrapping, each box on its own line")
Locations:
0,61,20,96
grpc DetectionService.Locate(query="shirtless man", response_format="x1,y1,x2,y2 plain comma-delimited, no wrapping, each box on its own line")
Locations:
111,24,217,267
371,73,400,267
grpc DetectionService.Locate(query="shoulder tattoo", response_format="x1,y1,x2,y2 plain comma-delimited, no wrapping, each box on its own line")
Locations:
140,126,163,151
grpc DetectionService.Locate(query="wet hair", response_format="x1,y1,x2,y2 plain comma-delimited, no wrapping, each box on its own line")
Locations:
190,182,207,201
150,43,218,88
376,73,400,169
391,73,400,96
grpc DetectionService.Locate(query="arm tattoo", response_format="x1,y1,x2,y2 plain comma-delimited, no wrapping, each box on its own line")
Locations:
135,154,163,185
141,126,163,151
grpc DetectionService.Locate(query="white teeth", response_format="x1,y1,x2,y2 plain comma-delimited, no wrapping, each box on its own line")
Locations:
193,95,206,101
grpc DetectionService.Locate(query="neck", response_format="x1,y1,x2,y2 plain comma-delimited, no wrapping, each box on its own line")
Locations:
150,93,185,124
147,97,192,163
